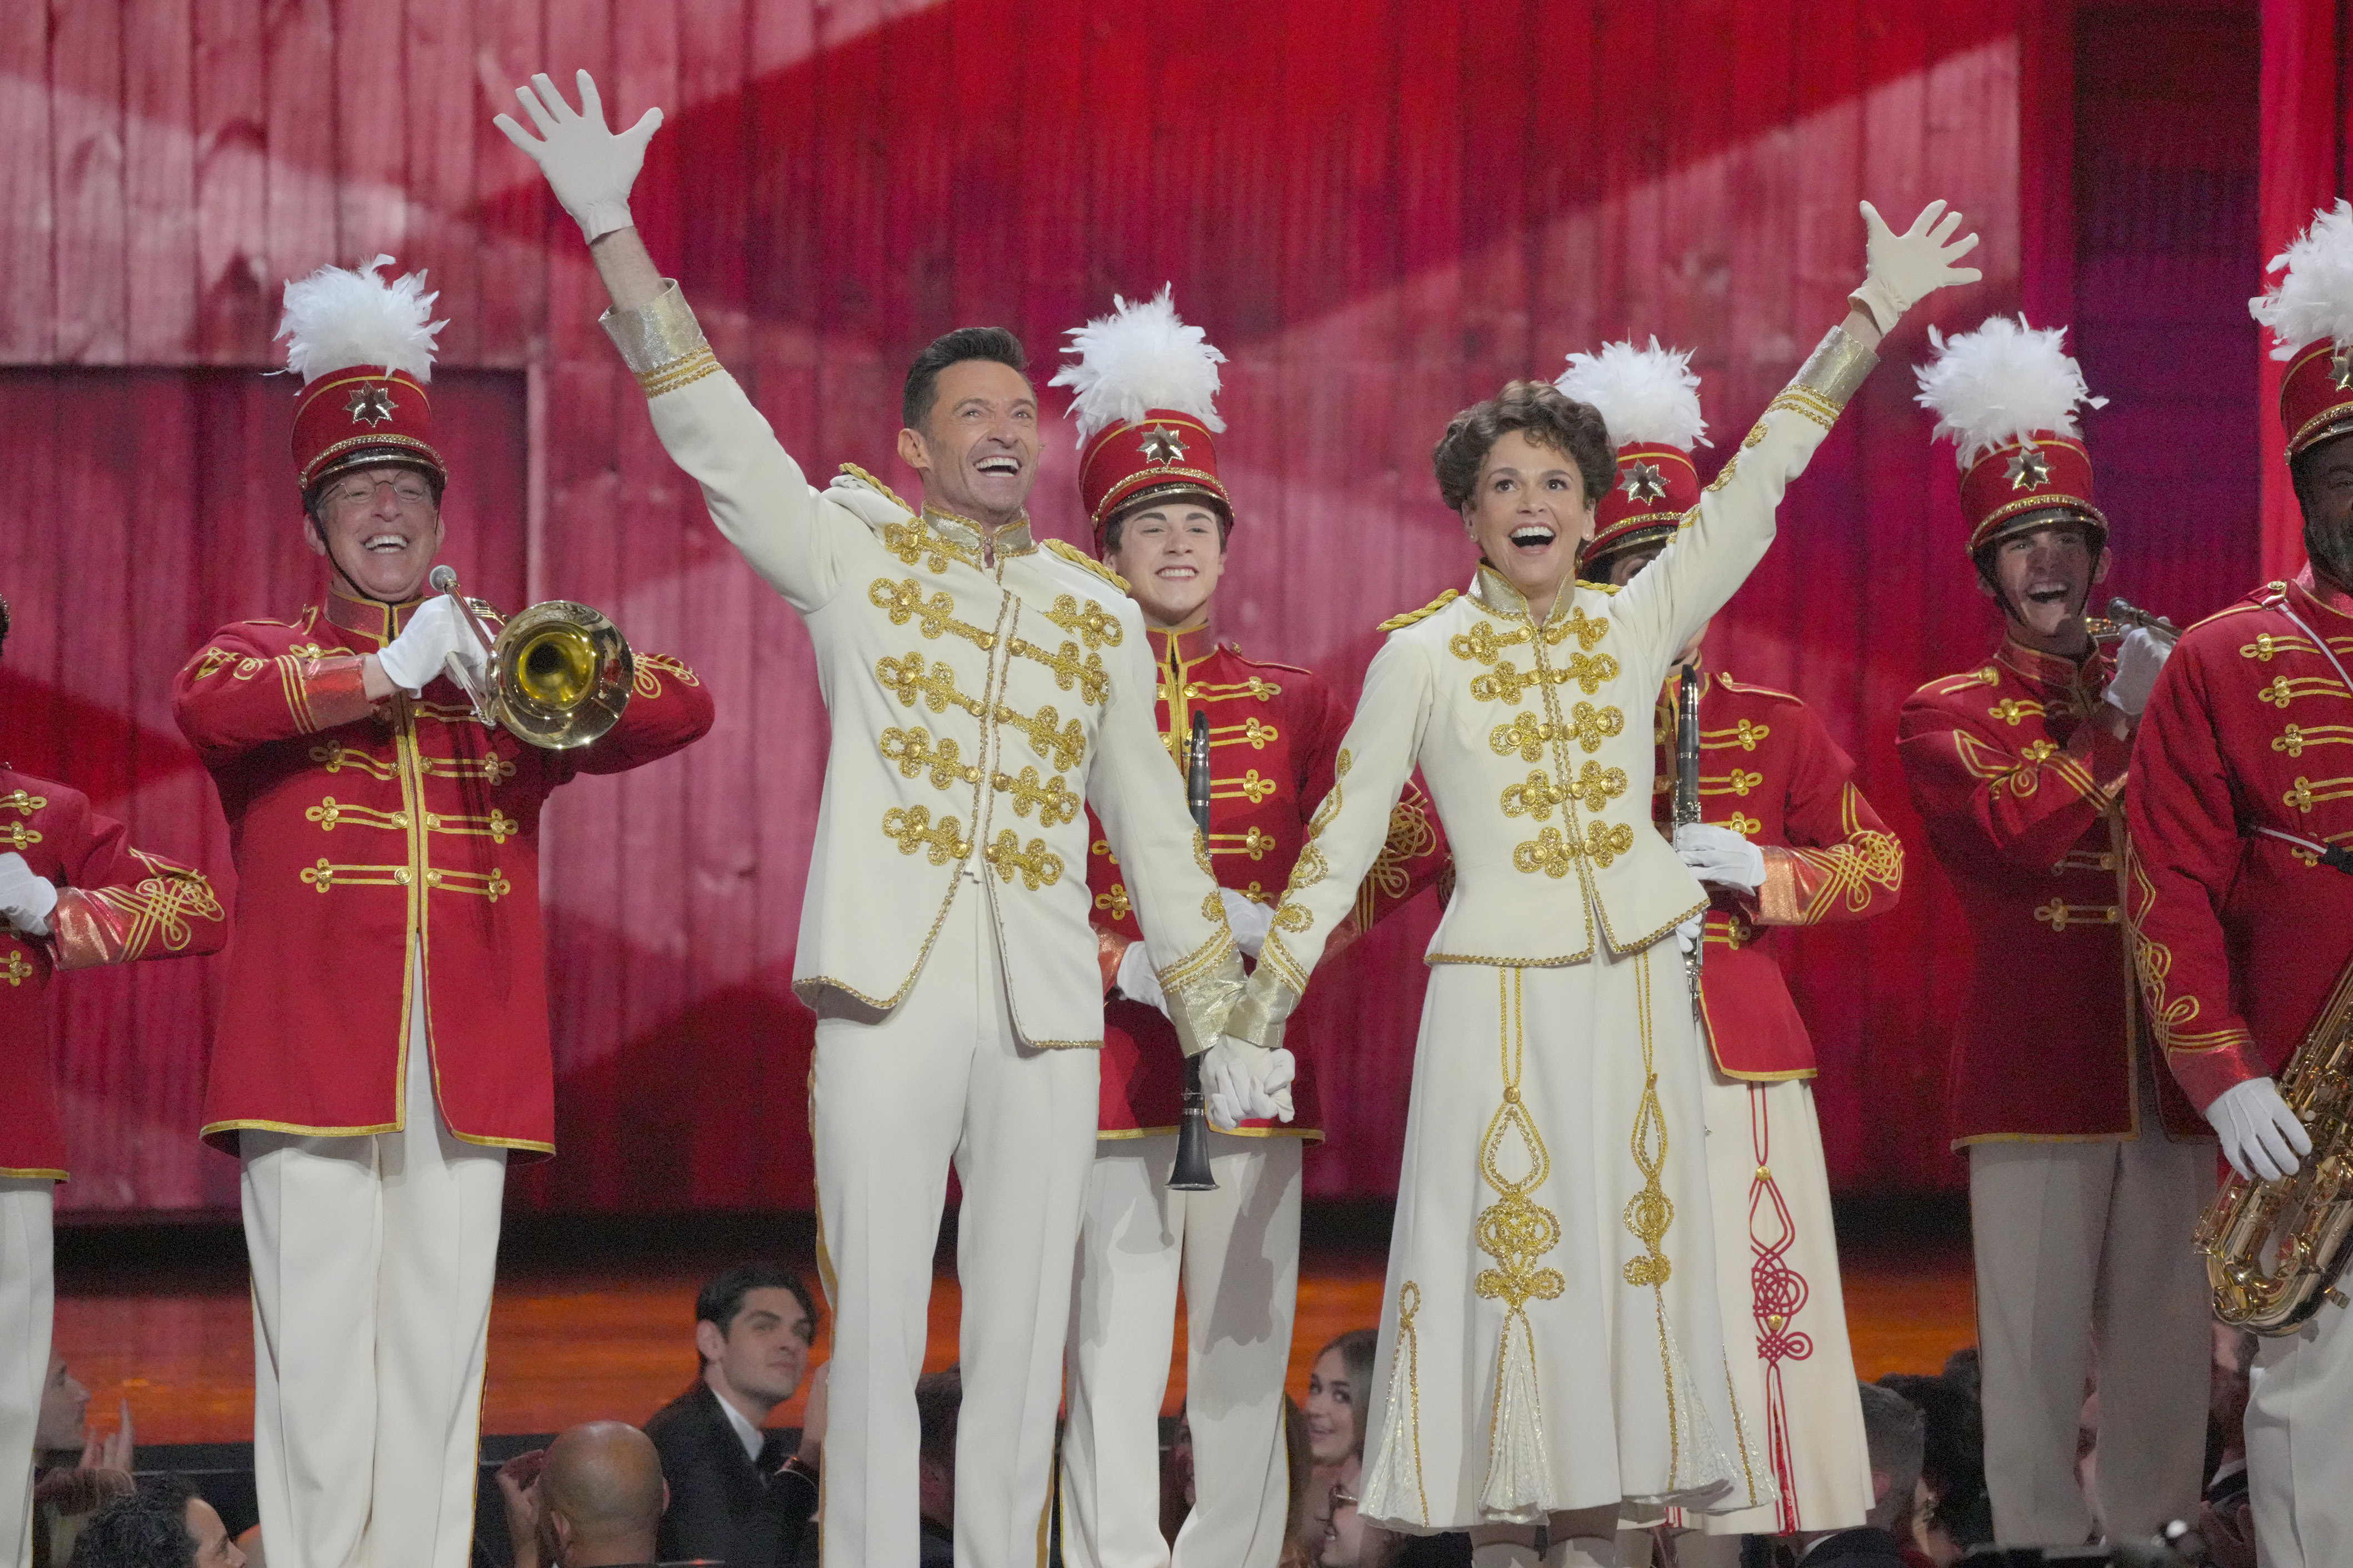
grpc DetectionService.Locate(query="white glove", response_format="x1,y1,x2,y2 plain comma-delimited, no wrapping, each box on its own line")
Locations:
1848,199,1985,333
2102,627,2171,719
2206,1077,2312,1183
1673,914,1704,956
0,853,58,938
493,71,664,243
1113,940,1167,1015
1672,822,1765,894
376,595,487,697
1201,1036,1295,1130
1220,889,1275,959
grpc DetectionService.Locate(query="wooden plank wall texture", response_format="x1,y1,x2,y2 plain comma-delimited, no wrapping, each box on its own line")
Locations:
0,0,2259,1210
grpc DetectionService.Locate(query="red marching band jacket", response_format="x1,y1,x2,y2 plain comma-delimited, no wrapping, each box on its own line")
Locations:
1086,626,1449,1138
172,585,713,1159
2125,572,2353,1110
1899,637,2205,1144
1649,668,1903,1078
1,768,227,1179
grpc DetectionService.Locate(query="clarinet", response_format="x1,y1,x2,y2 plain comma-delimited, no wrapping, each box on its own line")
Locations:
1674,663,1705,1020
1167,710,1220,1192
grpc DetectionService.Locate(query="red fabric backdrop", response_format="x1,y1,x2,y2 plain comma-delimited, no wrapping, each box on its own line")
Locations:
0,0,2262,1213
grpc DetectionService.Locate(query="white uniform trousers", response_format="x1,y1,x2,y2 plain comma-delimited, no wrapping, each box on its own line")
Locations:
0,1178,53,1568
1967,1126,2212,1546
241,958,507,1568
2247,1286,2353,1568
810,890,1099,1568
1686,1075,1872,1537
1061,1131,1303,1568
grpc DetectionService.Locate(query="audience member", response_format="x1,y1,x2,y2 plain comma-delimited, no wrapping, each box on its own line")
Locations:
916,1365,959,1568
1297,1330,1374,1564
67,1476,242,1568
1876,1374,1990,1565
1788,1382,1927,1567
33,1355,134,1568
1279,1398,1317,1568
499,1422,668,1568
229,1528,261,1568
642,1262,826,1567
2197,1326,2256,1568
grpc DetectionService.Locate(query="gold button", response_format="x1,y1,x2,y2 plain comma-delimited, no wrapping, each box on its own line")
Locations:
394,869,413,885
424,870,442,885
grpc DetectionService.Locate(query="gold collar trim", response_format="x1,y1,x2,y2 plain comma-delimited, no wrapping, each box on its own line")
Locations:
325,584,428,644
1148,622,1217,670
1996,636,2109,693
921,505,1036,562
1469,562,1578,627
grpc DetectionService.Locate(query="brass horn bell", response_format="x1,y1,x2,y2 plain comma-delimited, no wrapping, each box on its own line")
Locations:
427,565,635,749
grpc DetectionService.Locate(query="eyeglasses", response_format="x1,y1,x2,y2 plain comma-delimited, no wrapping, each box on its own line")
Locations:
326,477,434,509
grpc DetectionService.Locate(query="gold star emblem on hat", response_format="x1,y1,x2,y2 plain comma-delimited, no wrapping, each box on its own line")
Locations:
1620,458,1667,503
1137,424,1187,464
2332,348,2353,392
345,383,397,426
2004,445,2050,490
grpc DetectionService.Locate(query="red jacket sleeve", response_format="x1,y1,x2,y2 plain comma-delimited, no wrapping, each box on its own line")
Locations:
172,627,374,764
2122,647,2267,1109
1897,684,2131,871
1754,705,1902,925
555,651,717,778
37,791,227,971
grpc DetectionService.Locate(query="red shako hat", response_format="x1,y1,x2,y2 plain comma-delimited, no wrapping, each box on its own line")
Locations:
1558,338,1710,579
1051,287,1232,544
1915,314,2108,555
2254,201,2353,459
277,254,449,499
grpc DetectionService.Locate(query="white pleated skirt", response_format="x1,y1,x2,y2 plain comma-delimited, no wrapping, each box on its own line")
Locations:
1357,942,1771,1532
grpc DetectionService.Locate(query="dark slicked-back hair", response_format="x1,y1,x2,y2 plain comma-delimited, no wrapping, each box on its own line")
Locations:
903,327,1029,432
71,1475,200,1568
1856,1381,1927,1531
693,1261,820,1367
1432,380,1615,513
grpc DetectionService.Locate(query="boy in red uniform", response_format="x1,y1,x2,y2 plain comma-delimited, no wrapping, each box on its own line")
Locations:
1897,317,2210,1548
2126,202,2353,1567
0,591,227,1567
173,259,712,1568
1051,291,1447,1567
1569,340,1902,1550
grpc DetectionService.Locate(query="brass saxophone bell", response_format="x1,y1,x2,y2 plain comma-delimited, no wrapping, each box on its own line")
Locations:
428,565,636,749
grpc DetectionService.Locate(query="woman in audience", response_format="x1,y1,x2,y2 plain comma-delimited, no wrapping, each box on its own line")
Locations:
1298,1331,1376,1565
1878,1373,1992,1565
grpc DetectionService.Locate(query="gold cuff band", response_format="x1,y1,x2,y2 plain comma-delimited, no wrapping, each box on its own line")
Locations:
1222,978,1298,1053
637,347,721,398
1791,325,1878,409
1165,947,1245,1059
599,281,709,375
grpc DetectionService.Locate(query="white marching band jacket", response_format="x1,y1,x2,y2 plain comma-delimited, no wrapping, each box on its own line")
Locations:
605,284,1242,1054
1227,328,1879,1049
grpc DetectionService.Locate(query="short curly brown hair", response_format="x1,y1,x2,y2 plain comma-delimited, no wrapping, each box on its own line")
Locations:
1432,380,1615,513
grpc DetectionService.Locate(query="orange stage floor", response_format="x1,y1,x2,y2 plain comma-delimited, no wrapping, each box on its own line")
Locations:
51,1204,1975,1447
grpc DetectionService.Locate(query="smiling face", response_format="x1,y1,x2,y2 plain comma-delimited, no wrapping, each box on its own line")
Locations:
897,359,1041,528
698,1285,815,1417
1463,429,1596,620
1105,499,1227,629
306,464,445,603
1302,1346,1357,1467
1977,515,2107,655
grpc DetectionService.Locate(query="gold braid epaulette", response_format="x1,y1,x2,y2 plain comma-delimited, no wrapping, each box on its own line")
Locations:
836,463,917,515
1046,538,1131,593
1377,588,1459,633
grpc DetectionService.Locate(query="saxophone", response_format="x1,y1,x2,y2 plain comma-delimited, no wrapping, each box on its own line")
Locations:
2194,950,2353,1334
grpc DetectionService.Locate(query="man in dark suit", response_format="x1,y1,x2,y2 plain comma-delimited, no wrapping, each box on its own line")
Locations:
643,1263,828,1567
1794,1382,1928,1568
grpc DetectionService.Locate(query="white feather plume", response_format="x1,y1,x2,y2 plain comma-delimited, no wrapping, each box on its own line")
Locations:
1050,285,1226,448
1913,314,2105,470
1553,337,1710,450
2252,200,2353,360
276,254,446,384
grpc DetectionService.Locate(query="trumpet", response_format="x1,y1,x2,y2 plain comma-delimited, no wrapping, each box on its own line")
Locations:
427,565,636,749
2088,597,2182,647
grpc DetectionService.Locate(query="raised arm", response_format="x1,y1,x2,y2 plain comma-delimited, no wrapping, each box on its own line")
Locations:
497,71,852,615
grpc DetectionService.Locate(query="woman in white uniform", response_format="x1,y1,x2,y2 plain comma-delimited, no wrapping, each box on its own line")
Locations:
1217,202,1980,1567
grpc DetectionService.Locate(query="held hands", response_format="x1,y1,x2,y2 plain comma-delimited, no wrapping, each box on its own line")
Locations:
1201,1036,1296,1130
494,71,663,243
375,595,488,698
2206,1076,2312,1183
2102,627,2171,719
0,851,58,938
1220,888,1275,960
1850,200,1984,333
1672,822,1765,895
